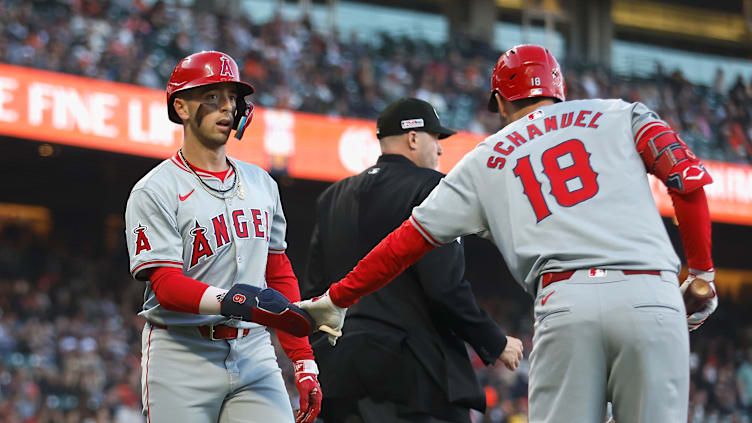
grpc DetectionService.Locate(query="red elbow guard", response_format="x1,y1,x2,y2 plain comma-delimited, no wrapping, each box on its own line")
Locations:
636,124,713,193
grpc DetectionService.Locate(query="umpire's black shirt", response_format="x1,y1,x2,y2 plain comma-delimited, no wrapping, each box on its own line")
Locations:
302,154,508,420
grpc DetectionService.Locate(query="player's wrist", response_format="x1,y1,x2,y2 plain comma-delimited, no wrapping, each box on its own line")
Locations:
327,284,350,308
294,359,319,375
688,267,714,275
199,286,227,315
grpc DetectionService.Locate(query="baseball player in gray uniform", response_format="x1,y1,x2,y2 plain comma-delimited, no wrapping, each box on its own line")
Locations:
125,51,321,423
300,44,718,422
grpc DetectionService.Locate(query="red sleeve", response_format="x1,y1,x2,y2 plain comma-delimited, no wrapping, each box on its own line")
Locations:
669,187,713,271
266,253,314,362
329,219,436,308
148,267,210,314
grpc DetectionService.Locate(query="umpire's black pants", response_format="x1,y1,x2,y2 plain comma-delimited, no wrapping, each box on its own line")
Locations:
320,397,469,423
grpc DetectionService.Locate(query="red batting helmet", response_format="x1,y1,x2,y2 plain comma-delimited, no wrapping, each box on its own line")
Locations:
488,44,565,112
166,51,255,137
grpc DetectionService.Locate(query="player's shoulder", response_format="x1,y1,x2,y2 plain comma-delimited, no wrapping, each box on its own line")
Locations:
126,157,186,210
129,157,177,194
563,97,630,109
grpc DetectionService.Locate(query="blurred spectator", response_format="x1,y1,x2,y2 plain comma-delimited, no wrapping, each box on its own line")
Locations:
1,1,751,163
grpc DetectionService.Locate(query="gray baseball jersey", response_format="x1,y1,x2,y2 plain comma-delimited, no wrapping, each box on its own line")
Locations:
411,99,681,294
411,98,690,422
125,152,287,327
125,152,295,423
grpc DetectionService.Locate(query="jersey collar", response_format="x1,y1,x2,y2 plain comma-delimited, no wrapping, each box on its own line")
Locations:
170,152,236,182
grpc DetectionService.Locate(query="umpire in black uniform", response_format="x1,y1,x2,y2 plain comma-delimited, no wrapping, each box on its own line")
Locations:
301,98,518,423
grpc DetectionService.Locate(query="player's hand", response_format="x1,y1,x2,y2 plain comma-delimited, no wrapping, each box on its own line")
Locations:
296,290,346,346
293,360,322,423
680,268,718,331
498,336,524,371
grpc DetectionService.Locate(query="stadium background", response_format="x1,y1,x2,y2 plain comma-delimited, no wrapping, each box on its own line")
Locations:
1,0,752,422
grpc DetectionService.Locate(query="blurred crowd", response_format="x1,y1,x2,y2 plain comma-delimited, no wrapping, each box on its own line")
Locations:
1,220,752,423
1,1,752,163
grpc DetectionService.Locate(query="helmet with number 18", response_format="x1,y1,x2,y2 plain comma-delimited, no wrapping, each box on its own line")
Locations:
488,44,566,112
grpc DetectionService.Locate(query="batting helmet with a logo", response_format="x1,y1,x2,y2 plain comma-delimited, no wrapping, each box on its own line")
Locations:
166,51,255,137
488,44,565,112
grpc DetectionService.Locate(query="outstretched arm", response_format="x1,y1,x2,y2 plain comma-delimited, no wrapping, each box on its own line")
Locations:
298,219,436,346
329,219,436,307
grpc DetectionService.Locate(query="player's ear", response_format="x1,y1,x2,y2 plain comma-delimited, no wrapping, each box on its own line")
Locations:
495,92,510,122
174,97,191,123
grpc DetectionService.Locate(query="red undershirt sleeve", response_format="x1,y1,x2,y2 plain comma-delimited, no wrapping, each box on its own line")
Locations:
148,267,210,314
329,219,436,308
669,187,713,271
266,253,314,362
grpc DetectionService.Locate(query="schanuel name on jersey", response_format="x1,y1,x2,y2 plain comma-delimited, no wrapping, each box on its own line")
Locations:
486,108,603,171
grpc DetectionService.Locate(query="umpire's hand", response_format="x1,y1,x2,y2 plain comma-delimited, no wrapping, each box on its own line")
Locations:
499,336,524,371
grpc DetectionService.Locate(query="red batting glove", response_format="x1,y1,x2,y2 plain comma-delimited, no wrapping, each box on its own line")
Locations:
294,359,322,423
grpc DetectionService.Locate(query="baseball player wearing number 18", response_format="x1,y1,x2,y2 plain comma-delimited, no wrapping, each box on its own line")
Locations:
300,44,718,422
125,51,321,423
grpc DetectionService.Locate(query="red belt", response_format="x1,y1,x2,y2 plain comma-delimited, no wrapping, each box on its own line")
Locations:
149,322,250,340
540,269,661,289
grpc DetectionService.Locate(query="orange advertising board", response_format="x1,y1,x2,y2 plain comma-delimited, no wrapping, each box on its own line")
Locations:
0,63,751,225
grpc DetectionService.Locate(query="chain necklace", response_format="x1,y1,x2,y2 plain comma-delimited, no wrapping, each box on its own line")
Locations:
178,149,244,200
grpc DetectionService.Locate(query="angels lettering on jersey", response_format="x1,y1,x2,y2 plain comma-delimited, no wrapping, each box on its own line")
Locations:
131,207,271,269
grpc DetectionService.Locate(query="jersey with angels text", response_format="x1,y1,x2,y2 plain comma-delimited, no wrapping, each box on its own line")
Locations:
410,99,683,294
125,152,287,327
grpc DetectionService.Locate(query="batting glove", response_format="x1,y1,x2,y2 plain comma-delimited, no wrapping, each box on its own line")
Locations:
296,290,345,346
294,360,322,423
680,268,718,331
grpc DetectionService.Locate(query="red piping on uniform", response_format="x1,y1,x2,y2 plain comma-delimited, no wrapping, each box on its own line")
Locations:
169,153,214,178
170,156,192,174
146,326,153,423
409,215,442,246
131,260,183,275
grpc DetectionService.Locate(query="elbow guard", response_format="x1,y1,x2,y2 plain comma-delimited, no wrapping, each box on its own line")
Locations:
636,124,713,193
